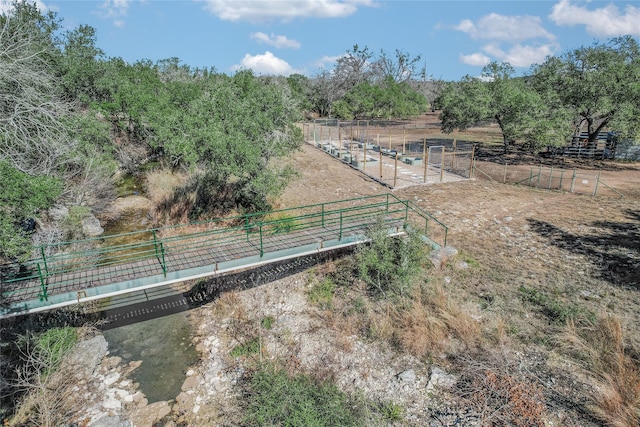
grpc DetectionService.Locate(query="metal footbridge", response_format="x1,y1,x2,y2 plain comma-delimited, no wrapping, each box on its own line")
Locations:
0,194,447,319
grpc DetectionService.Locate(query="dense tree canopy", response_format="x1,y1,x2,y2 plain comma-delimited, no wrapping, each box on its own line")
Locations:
310,45,428,119
436,38,640,153
531,36,640,144
0,1,304,260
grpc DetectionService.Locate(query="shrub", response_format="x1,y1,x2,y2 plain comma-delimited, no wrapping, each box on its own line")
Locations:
356,217,425,298
243,364,363,427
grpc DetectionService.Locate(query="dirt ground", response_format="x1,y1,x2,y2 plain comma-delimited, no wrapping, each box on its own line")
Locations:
271,117,640,425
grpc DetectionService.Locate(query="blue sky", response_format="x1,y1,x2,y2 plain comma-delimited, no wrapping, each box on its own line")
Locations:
5,1,640,80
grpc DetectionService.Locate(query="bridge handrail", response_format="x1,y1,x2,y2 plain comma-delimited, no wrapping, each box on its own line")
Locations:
1,195,445,291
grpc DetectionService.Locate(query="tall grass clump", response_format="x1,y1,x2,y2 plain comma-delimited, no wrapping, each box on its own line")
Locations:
559,315,640,427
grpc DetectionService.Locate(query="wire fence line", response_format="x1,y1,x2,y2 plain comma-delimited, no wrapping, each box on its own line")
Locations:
472,161,624,198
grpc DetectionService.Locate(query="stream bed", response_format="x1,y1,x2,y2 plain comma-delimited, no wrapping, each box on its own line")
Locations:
101,310,199,403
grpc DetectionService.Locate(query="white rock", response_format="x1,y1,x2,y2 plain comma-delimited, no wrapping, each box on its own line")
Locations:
104,372,121,386
103,395,122,410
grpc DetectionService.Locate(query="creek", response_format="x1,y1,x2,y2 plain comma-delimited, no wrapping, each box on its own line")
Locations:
99,183,200,403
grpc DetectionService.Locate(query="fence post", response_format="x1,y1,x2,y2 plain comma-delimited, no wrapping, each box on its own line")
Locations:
394,153,399,187
594,172,601,196
549,167,553,189
537,165,542,187
259,223,264,257
529,168,533,186
503,162,508,184
423,138,428,183
385,193,390,213
40,246,49,276
160,243,167,277
37,263,48,301
559,170,564,190
469,145,475,179
321,203,325,228
440,146,445,182
570,169,577,193
339,212,343,241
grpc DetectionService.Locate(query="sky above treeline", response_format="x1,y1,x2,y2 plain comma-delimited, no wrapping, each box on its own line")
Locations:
3,0,640,80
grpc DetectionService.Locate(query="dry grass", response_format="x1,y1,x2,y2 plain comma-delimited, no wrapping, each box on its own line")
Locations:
455,349,547,427
395,284,481,358
144,169,189,205
559,315,640,427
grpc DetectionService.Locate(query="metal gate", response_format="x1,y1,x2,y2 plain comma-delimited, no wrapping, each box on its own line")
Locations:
426,146,444,183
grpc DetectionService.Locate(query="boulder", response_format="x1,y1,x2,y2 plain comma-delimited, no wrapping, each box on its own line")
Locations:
129,401,171,427
82,214,104,236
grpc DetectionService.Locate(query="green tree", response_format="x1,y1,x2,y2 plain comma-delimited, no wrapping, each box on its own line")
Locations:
532,36,640,144
59,24,105,102
151,70,302,216
438,62,568,152
0,161,62,260
356,217,425,298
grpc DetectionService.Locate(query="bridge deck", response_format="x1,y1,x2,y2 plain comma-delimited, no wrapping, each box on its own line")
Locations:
1,194,447,318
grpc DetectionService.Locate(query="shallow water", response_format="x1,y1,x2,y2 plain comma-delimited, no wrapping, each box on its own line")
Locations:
102,311,199,403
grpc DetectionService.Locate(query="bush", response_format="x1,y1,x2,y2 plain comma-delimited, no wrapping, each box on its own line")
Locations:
243,364,363,427
356,217,425,298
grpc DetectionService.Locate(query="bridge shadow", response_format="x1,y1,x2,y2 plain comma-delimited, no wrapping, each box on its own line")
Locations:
0,247,355,335
527,210,640,289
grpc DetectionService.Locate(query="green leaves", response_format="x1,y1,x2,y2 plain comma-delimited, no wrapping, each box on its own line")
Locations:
0,161,62,260
356,217,425,298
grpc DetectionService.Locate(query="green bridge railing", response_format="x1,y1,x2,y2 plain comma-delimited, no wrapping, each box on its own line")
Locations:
0,194,447,314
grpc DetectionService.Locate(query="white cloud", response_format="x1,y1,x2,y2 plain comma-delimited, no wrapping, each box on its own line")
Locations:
454,13,555,42
459,52,491,67
200,0,376,23
550,0,640,36
0,0,49,14
100,0,130,18
482,42,556,67
251,32,301,49
232,51,296,75
96,0,131,26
